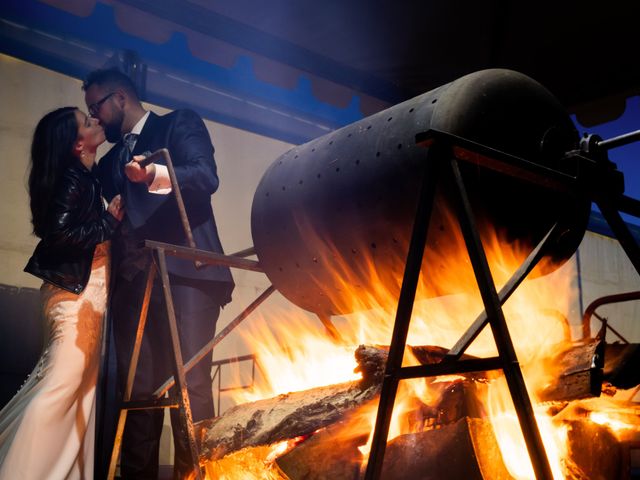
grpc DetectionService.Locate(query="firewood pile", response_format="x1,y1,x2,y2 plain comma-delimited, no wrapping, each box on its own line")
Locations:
198,341,639,480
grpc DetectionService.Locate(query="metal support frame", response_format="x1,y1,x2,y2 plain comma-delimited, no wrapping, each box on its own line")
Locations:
582,291,640,341
108,262,157,480
448,153,554,479
108,130,640,479
152,283,275,398
156,248,202,478
364,129,640,480
211,354,262,416
364,130,594,480
107,149,273,480
107,245,273,480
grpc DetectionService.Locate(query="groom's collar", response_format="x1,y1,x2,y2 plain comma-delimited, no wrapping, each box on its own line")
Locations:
129,110,150,136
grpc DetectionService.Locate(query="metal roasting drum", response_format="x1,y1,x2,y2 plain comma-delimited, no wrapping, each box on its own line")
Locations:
250,69,592,316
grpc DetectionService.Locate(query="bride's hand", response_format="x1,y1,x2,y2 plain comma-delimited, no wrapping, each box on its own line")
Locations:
107,194,125,221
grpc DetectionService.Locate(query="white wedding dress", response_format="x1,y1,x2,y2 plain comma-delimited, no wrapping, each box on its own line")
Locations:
0,242,109,480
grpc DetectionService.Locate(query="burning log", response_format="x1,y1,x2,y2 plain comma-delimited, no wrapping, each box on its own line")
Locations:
275,416,510,480
200,345,386,460
272,408,632,480
200,344,495,460
412,340,605,404
202,340,605,461
564,419,623,479
201,340,609,475
275,418,367,480
380,417,513,480
538,339,604,402
409,341,605,404
409,344,478,364
272,376,489,480
200,380,379,461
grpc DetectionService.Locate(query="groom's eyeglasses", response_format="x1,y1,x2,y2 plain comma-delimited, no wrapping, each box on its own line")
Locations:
88,92,116,117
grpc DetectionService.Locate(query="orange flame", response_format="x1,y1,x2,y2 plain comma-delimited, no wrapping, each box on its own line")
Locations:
590,411,634,432
487,378,569,479
196,444,288,480
213,210,591,477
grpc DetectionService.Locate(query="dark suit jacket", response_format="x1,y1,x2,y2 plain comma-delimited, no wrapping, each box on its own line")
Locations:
96,109,234,304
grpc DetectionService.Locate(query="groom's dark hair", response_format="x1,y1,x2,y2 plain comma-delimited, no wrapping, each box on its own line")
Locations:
82,68,139,100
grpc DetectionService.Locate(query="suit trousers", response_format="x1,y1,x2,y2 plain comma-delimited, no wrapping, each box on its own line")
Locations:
111,269,220,479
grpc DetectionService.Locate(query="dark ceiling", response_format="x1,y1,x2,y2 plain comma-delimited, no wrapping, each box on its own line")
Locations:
2,0,640,141
203,0,640,106
176,0,640,123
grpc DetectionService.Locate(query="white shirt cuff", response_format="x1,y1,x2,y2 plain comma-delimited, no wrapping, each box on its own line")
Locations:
148,164,172,194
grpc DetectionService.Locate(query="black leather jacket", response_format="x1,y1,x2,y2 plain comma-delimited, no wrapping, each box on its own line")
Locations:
24,160,119,294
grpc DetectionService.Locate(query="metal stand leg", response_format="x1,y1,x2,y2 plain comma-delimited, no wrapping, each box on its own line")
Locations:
449,156,553,480
364,143,555,480
107,249,204,480
108,264,157,480
364,143,444,480
153,285,276,398
156,248,203,480
445,221,561,361
597,199,640,275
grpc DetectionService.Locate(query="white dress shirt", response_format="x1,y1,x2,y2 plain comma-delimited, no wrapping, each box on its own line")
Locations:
127,111,172,194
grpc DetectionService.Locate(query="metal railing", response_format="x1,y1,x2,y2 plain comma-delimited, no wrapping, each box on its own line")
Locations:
211,354,262,416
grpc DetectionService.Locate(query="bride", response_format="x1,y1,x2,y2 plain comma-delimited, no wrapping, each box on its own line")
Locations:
0,106,123,479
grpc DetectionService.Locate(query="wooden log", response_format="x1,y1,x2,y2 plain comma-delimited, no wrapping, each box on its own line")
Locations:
276,418,368,480
409,344,478,364
429,378,488,426
270,407,627,480
564,418,623,479
201,340,605,462
410,341,605,403
538,339,604,402
412,340,605,402
262,404,628,480
380,417,513,480
201,380,380,461
200,345,385,460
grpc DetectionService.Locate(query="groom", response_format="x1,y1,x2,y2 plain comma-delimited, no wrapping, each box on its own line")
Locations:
83,68,234,479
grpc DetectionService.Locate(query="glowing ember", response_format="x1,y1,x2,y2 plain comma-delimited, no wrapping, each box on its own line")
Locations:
590,411,628,431
265,437,305,462
589,410,638,434
196,445,287,480
190,437,306,480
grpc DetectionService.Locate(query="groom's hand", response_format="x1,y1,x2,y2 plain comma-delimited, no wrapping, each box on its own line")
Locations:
125,155,156,186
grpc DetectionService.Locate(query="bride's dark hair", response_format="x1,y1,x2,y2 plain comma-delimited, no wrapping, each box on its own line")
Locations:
28,107,78,238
